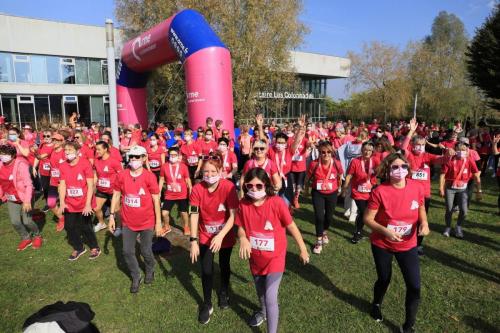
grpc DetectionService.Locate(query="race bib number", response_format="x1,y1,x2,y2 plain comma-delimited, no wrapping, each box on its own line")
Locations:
149,160,160,168
411,170,428,181
6,193,17,202
167,183,181,193
292,155,303,162
451,181,467,190
205,220,225,234
187,156,198,165
51,169,60,178
387,223,413,237
98,178,111,188
124,195,140,208
42,163,51,171
316,181,333,191
250,232,275,251
67,188,83,197
357,183,372,193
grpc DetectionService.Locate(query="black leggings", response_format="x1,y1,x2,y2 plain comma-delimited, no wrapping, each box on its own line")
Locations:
40,175,50,201
200,244,232,306
371,244,420,329
64,212,99,252
354,199,368,234
312,190,337,237
417,197,431,247
497,176,500,213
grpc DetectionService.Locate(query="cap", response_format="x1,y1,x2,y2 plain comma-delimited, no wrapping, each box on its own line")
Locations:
23,125,32,129
52,133,64,141
127,145,147,156
459,137,470,146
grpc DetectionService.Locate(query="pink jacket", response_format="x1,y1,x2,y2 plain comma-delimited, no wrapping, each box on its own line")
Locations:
0,157,33,204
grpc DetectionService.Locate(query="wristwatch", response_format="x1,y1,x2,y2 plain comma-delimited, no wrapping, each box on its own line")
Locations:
189,237,198,242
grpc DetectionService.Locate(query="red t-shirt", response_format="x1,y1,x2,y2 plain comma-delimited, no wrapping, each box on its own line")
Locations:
0,161,21,203
268,148,292,176
290,138,308,172
441,140,457,150
406,151,440,198
368,179,425,252
235,196,292,275
160,162,190,200
477,133,492,155
94,156,123,194
79,144,95,163
221,151,238,178
441,157,479,185
307,159,343,194
348,157,380,200
114,169,159,231
243,158,279,179
37,143,54,177
147,145,167,171
198,140,218,156
101,146,123,163
189,179,238,248
180,141,202,167
59,158,95,213
49,149,66,187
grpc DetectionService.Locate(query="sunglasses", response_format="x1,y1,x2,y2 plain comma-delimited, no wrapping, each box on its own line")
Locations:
129,155,143,160
320,151,331,155
202,155,220,161
43,135,51,138
223,133,229,135
245,183,265,190
390,164,409,171
253,147,266,152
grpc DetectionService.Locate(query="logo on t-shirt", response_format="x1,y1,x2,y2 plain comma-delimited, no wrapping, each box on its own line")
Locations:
138,188,146,196
410,200,419,210
217,203,226,212
59,159,64,164
103,166,109,172
77,174,83,181
8,174,13,181
264,220,274,231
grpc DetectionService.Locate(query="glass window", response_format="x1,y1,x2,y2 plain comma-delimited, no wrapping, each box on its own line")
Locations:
101,60,108,85
31,56,48,83
46,56,60,83
18,96,36,127
63,96,78,125
78,96,91,125
1,95,19,124
34,96,50,126
61,58,75,84
88,59,103,85
103,97,110,126
49,95,63,123
91,96,105,124
0,53,14,82
14,55,30,83
75,58,89,84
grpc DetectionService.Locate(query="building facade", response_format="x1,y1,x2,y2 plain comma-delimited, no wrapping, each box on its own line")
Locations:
0,13,349,129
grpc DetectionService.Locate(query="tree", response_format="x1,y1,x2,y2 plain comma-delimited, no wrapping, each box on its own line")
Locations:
115,0,307,123
347,41,411,122
467,4,500,110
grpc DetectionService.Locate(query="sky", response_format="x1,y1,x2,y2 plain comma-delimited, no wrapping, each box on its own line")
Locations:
0,0,496,99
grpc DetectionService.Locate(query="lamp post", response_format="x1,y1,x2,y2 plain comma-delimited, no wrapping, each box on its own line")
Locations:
105,19,119,147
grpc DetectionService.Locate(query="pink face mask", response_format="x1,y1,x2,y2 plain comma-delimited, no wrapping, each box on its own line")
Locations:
413,145,425,154
129,160,143,170
390,167,408,181
246,189,266,200
203,174,220,185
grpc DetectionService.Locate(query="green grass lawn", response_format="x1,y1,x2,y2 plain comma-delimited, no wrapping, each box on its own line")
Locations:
0,177,498,333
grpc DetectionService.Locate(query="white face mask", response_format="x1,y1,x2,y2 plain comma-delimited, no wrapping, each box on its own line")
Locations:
129,160,143,170
246,189,266,200
169,156,179,163
150,140,157,146
456,151,467,159
184,135,192,141
376,132,383,138
66,153,77,161
218,145,228,152
275,143,286,151
205,135,213,140
203,174,220,185
0,155,12,164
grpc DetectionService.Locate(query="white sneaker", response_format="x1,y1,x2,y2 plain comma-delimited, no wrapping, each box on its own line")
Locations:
344,209,351,218
322,233,329,244
94,223,107,233
349,214,357,223
312,240,323,254
443,227,451,237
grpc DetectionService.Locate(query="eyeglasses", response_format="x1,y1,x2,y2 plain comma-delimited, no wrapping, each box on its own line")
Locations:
390,164,409,171
43,135,51,138
245,183,265,190
129,155,143,160
202,155,220,161
253,147,266,152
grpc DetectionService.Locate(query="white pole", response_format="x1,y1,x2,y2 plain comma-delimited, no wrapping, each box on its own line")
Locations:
105,19,119,148
413,93,418,119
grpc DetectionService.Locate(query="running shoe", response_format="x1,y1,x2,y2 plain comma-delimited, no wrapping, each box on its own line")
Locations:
218,291,229,309
351,232,362,244
184,225,191,236
400,325,415,333
68,248,87,261
130,276,143,294
161,225,172,237
56,216,65,232
442,227,451,237
455,226,464,239
248,311,266,327
113,227,122,237
145,271,155,284
417,246,424,256
41,205,50,213
371,304,383,322
93,223,107,233
322,233,329,244
89,248,101,260
293,196,300,209
32,236,43,249
17,239,32,251
312,240,323,254
198,304,213,324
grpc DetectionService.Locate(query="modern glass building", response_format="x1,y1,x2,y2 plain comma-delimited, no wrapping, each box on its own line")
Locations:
0,13,349,129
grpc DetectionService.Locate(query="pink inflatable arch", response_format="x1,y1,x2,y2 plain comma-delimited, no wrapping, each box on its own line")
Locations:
116,9,234,134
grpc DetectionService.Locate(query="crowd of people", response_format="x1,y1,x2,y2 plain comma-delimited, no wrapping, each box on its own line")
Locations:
0,113,498,333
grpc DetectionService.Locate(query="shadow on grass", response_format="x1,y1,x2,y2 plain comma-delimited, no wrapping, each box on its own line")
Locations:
463,316,500,333
425,246,500,284
103,232,129,278
285,251,400,332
